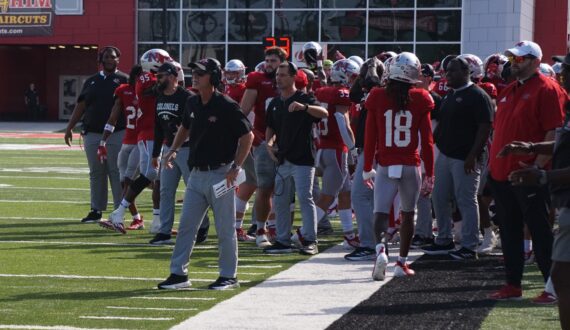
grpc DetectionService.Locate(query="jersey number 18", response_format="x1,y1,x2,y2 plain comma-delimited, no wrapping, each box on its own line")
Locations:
384,109,412,147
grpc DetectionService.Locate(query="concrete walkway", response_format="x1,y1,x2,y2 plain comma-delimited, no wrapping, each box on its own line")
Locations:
0,121,67,133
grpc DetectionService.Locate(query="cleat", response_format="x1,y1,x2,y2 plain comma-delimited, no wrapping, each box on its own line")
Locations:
267,227,277,243
317,226,334,236
300,241,318,255
411,235,434,249
291,228,305,249
208,277,239,290
394,261,415,277
196,225,209,244
449,247,478,260
127,218,144,230
236,228,255,242
372,243,389,281
149,233,173,245
420,242,456,255
477,229,497,254
98,220,126,234
342,234,361,250
263,241,294,254
489,284,523,300
344,247,376,261
531,291,557,305
158,273,191,290
246,224,257,236
81,209,101,223
256,228,271,248
150,213,161,234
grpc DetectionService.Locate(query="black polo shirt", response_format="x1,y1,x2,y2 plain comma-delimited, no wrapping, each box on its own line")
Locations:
181,91,252,168
266,90,321,166
434,83,493,160
79,71,128,133
429,90,443,121
153,86,193,157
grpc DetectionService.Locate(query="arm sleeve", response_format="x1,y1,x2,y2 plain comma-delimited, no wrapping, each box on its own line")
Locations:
363,90,378,172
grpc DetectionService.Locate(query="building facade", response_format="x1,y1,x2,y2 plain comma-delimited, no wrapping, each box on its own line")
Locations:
0,0,567,120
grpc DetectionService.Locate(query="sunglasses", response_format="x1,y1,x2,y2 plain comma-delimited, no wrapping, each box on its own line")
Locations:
192,70,208,77
508,55,534,64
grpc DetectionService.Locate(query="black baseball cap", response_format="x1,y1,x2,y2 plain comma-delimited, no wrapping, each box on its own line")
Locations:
421,64,435,77
157,62,178,76
552,53,570,65
188,57,221,73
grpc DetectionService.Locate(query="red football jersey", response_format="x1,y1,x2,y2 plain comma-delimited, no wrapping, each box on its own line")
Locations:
135,72,157,141
486,77,509,97
114,84,138,145
349,102,360,133
245,71,278,144
315,86,352,151
477,82,498,100
225,83,246,104
434,77,450,97
364,87,435,177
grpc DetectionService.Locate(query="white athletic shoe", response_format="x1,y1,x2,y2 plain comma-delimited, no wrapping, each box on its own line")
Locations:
372,243,389,281
477,229,497,254
150,213,161,234
256,228,271,248
394,261,415,277
291,228,305,249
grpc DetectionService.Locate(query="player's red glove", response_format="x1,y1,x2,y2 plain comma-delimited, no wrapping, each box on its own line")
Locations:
97,145,107,164
420,176,435,197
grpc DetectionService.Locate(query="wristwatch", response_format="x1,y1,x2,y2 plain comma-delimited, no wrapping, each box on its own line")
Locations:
231,163,241,171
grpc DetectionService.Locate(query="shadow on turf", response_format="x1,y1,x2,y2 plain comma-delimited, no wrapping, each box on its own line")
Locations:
327,255,506,330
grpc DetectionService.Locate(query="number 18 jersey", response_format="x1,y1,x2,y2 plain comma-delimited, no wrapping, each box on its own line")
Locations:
363,87,435,177
114,84,138,145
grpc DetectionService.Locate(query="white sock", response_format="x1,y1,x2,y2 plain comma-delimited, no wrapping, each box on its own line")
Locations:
316,207,326,222
120,199,130,209
339,209,353,233
235,219,243,228
267,219,276,228
257,221,266,231
524,239,532,253
133,213,141,220
153,208,160,216
398,256,408,264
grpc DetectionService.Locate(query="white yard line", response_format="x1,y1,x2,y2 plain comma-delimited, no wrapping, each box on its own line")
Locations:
0,240,166,248
0,175,84,180
0,274,244,283
172,244,422,330
131,296,215,301
79,316,173,321
0,187,90,191
0,326,126,330
106,306,198,311
207,265,282,269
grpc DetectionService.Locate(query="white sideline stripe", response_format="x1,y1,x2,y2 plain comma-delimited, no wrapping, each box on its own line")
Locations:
172,244,422,330
190,271,264,276
0,200,90,204
0,326,126,330
106,306,198,311
207,265,282,269
132,296,215,301
0,274,248,283
0,175,84,180
80,316,173,321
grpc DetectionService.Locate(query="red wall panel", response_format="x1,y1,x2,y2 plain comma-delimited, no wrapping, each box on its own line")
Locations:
534,0,568,62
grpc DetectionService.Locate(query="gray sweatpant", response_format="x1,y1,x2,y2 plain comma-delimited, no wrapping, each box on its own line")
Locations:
83,130,124,211
415,194,433,238
351,153,375,249
117,143,139,181
170,165,237,278
159,145,210,235
274,160,318,244
432,153,481,251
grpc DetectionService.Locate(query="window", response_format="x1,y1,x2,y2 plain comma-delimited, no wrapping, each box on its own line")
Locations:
182,44,226,66
370,0,414,8
368,11,414,42
274,11,318,42
228,11,272,42
55,0,83,15
415,43,460,64
322,0,366,8
275,0,318,9
326,44,366,60
368,44,413,57
183,11,226,42
228,44,267,72
183,0,225,8
417,0,462,8
229,0,272,9
321,11,366,42
138,11,180,42
138,0,180,9
415,10,461,42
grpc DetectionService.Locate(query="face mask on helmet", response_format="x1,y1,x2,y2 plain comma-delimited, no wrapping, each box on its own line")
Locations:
224,59,246,84
302,42,322,66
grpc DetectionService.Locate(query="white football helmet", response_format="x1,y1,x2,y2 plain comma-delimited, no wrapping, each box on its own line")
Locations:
382,56,395,84
553,62,563,75
348,55,364,67
140,49,173,73
255,61,266,73
388,52,421,84
483,53,509,80
330,59,360,86
302,41,323,65
457,54,484,80
539,63,556,78
224,59,246,84
172,61,185,83
378,51,398,62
